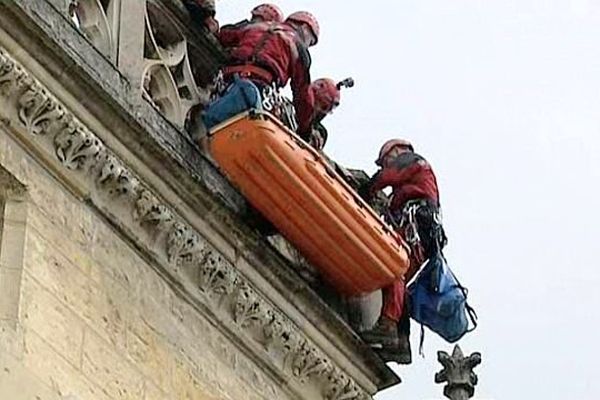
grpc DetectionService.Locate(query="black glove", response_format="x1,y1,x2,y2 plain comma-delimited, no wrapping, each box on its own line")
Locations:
357,181,372,202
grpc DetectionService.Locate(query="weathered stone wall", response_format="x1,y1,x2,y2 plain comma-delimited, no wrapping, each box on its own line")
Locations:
0,126,276,400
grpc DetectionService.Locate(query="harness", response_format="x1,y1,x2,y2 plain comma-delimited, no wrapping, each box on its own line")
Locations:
222,64,274,85
224,22,300,88
388,199,445,266
217,23,305,132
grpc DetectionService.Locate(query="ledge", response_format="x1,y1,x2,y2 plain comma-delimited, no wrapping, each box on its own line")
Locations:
0,0,401,397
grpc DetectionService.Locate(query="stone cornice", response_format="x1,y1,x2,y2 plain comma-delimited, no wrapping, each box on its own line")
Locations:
0,165,26,199
0,45,375,399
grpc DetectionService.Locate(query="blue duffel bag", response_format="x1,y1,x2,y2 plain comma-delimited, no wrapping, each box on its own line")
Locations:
202,76,262,130
407,252,477,345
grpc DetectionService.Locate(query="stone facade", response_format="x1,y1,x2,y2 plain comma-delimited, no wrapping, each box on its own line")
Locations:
0,1,400,399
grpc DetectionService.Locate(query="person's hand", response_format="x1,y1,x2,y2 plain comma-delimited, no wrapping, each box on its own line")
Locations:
309,128,325,150
204,16,219,34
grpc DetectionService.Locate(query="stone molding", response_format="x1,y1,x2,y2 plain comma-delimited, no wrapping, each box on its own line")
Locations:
0,166,27,329
0,165,26,199
0,48,372,400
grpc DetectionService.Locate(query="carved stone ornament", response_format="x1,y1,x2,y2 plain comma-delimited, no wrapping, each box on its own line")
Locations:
0,48,372,400
167,221,203,265
17,85,63,136
435,345,482,400
290,341,332,383
96,152,140,197
142,2,211,127
326,370,369,400
134,189,173,229
198,249,237,297
54,119,102,170
68,0,115,60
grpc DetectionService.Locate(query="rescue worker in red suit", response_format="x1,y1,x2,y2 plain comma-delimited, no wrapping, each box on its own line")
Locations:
306,77,353,150
217,11,319,139
359,139,446,364
183,0,219,34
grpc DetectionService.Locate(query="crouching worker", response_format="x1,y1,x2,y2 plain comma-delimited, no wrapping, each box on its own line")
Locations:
189,11,319,144
359,139,447,364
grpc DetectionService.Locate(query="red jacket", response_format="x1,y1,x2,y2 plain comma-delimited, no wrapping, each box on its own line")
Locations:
218,21,314,135
368,152,440,212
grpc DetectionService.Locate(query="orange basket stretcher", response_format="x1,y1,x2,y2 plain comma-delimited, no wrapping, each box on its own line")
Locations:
208,111,410,296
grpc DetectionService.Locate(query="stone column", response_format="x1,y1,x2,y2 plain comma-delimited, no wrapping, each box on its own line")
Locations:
115,0,147,89
434,345,481,400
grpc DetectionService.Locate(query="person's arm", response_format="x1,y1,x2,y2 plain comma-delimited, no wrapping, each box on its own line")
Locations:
367,156,423,196
290,44,313,138
309,122,328,150
218,21,248,47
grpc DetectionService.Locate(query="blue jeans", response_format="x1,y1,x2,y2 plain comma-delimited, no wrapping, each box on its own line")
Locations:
201,77,263,130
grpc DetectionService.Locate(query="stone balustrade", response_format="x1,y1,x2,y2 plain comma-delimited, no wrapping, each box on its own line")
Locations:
62,0,223,127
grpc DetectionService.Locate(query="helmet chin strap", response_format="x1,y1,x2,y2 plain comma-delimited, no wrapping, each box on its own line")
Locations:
294,25,312,46
303,26,317,46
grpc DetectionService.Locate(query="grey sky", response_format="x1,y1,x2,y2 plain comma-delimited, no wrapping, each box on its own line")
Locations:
218,1,600,399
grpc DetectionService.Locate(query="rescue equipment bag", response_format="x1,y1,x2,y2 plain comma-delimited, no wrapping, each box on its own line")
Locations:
202,77,262,130
407,252,477,344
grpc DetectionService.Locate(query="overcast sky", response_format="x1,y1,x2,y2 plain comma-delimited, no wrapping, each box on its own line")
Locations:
217,1,600,399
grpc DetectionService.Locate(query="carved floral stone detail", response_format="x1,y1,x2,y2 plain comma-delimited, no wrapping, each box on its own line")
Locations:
291,341,332,383
198,250,237,297
167,221,202,265
0,48,373,400
17,86,64,135
134,190,173,229
233,283,263,329
326,371,367,400
96,153,139,196
54,121,102,170
0,55,27,94
261,309,284,349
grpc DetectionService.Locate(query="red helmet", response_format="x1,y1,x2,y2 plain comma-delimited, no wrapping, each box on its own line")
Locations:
376,139,414,166
286,11,320,45
310,78,340,114
251,3,284,23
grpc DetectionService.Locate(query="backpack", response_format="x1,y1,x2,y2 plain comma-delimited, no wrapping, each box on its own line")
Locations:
202,76,262,130
407,252,477,346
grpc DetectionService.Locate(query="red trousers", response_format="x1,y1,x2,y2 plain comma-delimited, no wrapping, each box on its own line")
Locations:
382,281,405,322
381,253,423,322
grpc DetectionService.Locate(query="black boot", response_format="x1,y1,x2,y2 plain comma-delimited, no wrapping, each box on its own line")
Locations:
376,331,411,364
376,310,412,364
361,316,399,348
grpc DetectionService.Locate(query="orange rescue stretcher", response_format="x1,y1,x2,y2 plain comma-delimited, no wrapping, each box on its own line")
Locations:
208,111,410,296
